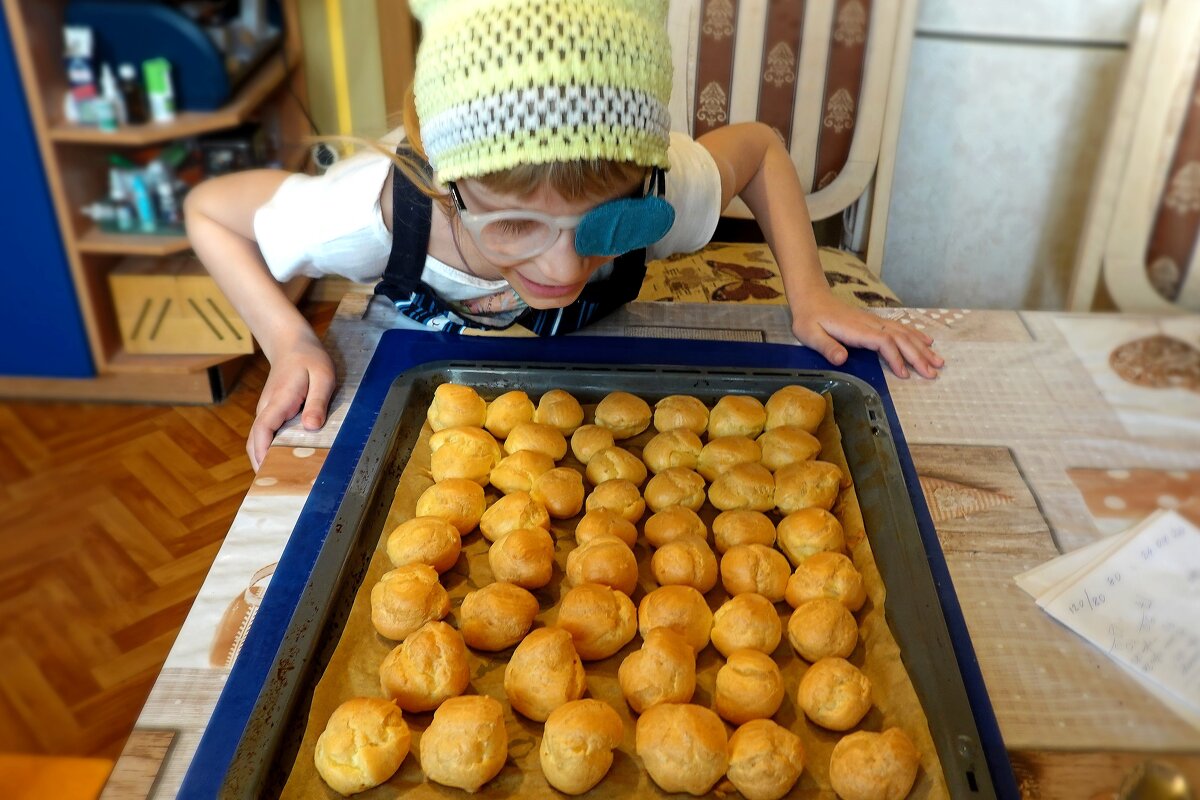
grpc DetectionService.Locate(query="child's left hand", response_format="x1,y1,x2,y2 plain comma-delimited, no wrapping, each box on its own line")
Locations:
790,293,944,379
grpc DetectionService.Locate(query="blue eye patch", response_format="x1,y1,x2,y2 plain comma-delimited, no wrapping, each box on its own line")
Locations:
574,168,675,257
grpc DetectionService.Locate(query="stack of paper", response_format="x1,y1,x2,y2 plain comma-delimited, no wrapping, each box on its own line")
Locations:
1015,510,1200,729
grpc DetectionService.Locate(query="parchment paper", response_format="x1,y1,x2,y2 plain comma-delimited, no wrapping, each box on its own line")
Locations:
281,393,949,799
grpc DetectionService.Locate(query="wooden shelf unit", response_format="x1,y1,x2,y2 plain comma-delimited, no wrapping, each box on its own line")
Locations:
1,0,312,403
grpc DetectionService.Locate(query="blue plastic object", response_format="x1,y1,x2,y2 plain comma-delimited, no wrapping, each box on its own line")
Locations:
575,194,676,256
0,9,93,378
181,333,1020,799
66,0,229,111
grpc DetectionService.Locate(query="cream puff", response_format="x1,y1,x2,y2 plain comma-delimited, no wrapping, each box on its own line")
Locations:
503,626,587,721
594,391,652,439
652,394,709,435
764,384,826,434
414,478,486,536
708,395,767,439
427,383,486,432
484,389,535,438
535,388,585,435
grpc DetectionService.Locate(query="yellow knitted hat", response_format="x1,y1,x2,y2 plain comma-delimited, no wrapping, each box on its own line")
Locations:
410,0,673,182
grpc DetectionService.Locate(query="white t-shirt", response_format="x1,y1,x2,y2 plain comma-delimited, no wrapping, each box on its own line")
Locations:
253,131,724,301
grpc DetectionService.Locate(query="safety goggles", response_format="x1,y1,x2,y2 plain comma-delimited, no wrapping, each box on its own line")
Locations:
447,167,675,265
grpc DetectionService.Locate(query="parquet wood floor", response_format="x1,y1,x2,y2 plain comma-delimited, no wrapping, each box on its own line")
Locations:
0,301,337,761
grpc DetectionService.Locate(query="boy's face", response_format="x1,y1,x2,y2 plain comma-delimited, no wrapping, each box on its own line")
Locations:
454,176,645,310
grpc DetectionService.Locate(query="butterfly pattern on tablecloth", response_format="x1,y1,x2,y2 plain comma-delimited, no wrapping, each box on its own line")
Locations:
707,259,783,302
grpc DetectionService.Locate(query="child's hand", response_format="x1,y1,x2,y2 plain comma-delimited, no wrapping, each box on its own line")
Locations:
248,338,336,471
791,295,944,379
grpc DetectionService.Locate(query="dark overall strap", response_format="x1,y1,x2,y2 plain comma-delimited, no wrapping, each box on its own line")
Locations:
375,150,647,336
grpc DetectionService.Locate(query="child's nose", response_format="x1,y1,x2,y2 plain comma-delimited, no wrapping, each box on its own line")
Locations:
539,230,592,283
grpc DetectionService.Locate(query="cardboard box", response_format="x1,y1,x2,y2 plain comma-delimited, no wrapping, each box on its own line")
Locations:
109,255,255,355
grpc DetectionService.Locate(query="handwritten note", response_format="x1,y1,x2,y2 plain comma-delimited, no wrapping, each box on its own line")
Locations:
1026,511,1200,718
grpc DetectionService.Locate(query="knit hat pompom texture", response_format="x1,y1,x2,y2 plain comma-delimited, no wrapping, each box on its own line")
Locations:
411,0,673,181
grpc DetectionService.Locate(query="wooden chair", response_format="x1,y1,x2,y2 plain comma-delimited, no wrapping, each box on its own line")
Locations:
1067,0,1200,313
644,0,917,308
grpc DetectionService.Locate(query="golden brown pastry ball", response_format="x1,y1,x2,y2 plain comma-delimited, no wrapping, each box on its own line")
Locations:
585,478,646,523
710,593,782,657
797,656,873,731
575,509,638,547
617,627,696,713
314,697,410,795
570,424,616,465
653,395,709,435
585,446,648,487
787,597,858,662
786,551,866,611
427,383,487,432
776,507,845,567
651,534,718,593
370,563,450,641
709,395,767,439
642,428,704,474
638,585,713,653
565,534,639,596
594,391,652,439
712,509,777,553
429,426,502,485
757,425,822,472
697,436,762,482
489,449,556,495
504,421,568,460
556,583,638,660
644,505,707,548
727,719,806,800
644,467,707,513
415,478,486,535
714,648,785,725
828,728,920,800
635,704,729,795
478,490,551,542
709,462,776,512
488,527,555,589
419,695,508,793
535,388,585,434
385,516,462,573
459,581,539,651
531,466,586,519
719,544,791,602
765,384,825,434
774,460,844,515
379,620,469,712
483,389,534,439
504,626,587,721
539,699,624,795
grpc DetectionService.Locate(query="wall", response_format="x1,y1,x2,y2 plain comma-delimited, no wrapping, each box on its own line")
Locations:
296,0,389,141
882,0,1142,310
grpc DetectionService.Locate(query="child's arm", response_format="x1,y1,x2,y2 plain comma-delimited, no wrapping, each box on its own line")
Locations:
696,123,943,379
184,170,337,469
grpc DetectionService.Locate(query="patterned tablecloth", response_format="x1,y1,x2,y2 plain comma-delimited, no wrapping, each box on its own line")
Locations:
101,298,1200,799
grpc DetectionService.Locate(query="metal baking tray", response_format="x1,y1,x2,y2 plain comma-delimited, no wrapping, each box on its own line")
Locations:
204,360,1008,798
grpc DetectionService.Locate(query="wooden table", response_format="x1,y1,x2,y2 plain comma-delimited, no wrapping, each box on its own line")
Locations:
101,297,1200,799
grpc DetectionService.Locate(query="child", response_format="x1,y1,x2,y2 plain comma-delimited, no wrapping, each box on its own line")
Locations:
186,0,942,470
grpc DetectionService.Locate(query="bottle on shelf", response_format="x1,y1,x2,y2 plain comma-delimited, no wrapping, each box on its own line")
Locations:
107,169,136,233
117,63,148,125
99,63,126,126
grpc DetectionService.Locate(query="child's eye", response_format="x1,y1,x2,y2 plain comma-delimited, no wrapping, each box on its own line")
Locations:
491,220,539,237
